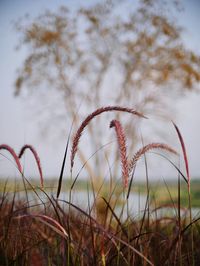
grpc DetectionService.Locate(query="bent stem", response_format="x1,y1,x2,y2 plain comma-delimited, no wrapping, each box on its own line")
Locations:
173,122,194,265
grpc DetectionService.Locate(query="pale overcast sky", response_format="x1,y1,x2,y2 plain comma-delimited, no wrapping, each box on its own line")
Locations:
0,0,200,180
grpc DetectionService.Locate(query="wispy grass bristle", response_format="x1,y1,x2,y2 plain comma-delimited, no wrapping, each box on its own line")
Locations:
128,142,178,173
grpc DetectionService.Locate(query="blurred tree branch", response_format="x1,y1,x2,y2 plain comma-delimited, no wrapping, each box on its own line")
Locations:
14,0,200,179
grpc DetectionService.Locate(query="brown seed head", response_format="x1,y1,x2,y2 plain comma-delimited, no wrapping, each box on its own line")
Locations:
110,119,129,188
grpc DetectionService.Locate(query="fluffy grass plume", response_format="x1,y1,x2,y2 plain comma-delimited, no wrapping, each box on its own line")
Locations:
110,119,129,188
18,144,43,187
71,106,146,171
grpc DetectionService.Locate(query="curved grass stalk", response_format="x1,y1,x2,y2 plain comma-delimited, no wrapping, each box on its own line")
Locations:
16,214,68,238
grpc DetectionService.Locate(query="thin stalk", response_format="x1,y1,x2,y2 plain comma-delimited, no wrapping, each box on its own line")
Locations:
173,122,194,265
188,187,194,265
178,169,182,266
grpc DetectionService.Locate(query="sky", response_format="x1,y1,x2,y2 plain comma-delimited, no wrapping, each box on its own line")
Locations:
0,0,200,181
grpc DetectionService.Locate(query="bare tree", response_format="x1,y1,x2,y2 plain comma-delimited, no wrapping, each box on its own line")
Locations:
14,0,200,179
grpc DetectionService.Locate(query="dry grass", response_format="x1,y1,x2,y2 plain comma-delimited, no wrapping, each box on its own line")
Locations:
0,107,200,266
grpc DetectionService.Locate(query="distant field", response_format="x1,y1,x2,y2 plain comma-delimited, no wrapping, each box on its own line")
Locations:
1,177,200,208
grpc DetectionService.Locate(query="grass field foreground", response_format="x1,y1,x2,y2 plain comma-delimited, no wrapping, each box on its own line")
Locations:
0,106,200,265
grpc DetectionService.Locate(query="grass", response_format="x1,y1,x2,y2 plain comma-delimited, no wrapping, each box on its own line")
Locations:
0,105,200,265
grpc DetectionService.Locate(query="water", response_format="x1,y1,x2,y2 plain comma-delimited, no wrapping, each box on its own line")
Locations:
4,188,147,220
58,190,147,220
2,189,200,221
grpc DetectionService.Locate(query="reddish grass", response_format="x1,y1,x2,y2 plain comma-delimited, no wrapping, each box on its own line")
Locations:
0,109,199,266
70,106,146,171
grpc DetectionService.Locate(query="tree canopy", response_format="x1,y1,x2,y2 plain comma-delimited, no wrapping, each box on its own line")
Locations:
14,0,200,176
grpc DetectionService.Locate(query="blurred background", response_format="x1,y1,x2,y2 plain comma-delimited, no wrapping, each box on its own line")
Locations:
0,0,200,182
